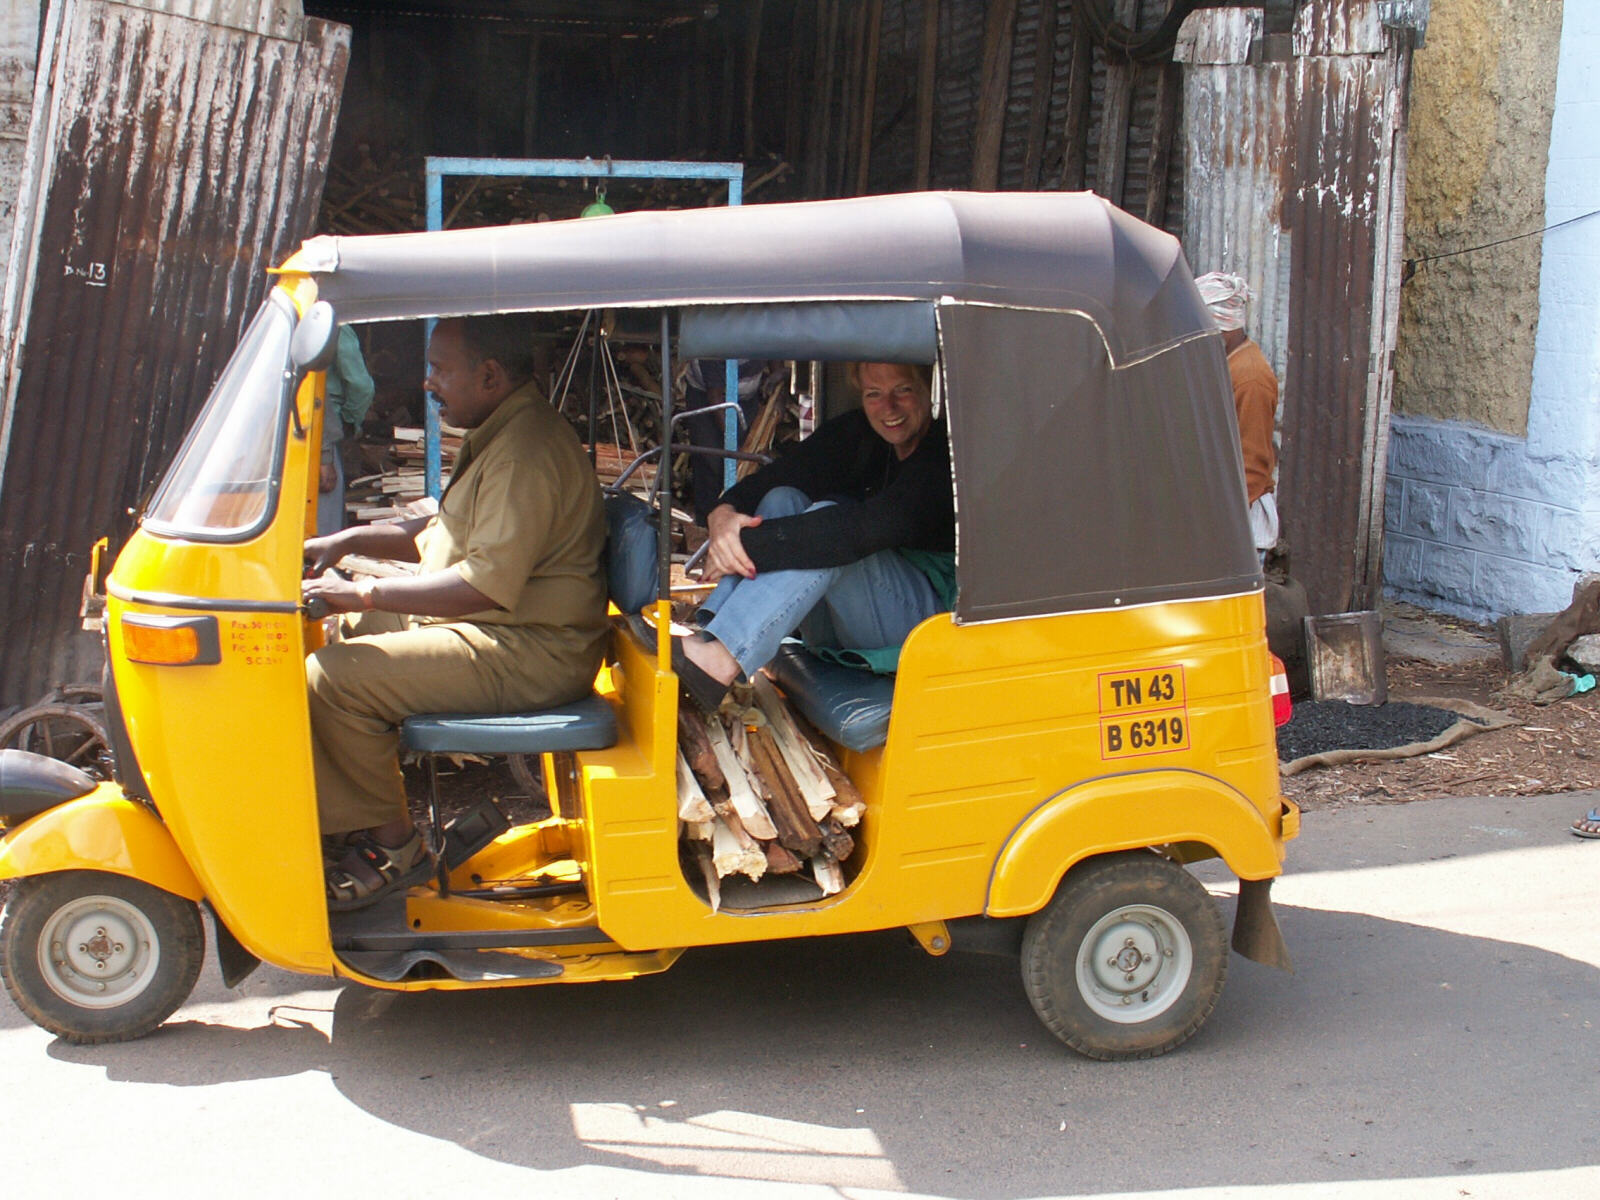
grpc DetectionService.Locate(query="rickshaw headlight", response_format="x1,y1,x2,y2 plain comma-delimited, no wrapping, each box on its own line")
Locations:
121,615,222,666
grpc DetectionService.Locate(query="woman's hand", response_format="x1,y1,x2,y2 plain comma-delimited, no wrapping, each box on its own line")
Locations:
702,503,761,584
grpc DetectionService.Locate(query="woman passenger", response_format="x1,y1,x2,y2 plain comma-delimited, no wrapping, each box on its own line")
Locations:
674,361,956,709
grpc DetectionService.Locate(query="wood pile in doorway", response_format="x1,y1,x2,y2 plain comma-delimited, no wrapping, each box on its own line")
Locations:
676,675,866,911
346,424,462,522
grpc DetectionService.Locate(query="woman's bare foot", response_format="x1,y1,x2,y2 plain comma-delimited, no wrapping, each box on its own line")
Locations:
681,631,741,686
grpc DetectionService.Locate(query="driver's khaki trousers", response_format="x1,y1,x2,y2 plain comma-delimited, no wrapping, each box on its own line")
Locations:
305,612,600,834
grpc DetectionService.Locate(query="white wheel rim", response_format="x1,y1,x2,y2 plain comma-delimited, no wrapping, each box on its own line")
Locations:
1074,903,1194,1024
36,894,161,1010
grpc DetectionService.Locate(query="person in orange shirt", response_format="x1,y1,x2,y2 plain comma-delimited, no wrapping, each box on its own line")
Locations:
1196,271,1278,562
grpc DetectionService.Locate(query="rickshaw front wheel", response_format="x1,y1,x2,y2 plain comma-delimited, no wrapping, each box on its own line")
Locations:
1021,852,1227,1061
0,871,205,1044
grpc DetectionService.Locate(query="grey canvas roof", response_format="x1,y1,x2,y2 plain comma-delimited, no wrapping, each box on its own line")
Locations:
295,191,1212,367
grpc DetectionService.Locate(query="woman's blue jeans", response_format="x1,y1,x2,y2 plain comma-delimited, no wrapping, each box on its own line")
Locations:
701,487,942,677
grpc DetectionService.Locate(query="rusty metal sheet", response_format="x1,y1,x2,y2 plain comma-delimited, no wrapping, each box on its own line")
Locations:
0,2,39,285
0,1,348,707
1178,0,1412,616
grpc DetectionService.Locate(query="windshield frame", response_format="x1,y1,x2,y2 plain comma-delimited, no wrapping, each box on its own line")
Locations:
141,290,298,544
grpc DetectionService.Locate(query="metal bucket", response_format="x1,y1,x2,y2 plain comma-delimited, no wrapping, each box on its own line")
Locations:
1303,610,1387,706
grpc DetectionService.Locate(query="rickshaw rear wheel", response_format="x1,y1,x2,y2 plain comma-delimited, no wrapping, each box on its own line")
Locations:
0,871,204,1044
1021,852,1227,1060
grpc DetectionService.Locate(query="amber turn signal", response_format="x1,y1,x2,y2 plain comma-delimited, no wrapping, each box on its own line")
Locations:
121,614,221,666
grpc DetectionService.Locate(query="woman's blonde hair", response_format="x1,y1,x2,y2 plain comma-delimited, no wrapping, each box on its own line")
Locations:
846,361,934,393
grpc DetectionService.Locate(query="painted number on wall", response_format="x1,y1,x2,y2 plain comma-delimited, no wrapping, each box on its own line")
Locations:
1097,665,1190,760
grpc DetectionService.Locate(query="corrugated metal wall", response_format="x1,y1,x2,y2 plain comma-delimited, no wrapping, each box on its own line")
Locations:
1179,0,1418,615
0,0,349,707
0,1,39,284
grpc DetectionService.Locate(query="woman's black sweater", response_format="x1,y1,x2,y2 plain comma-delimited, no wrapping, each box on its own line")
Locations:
718,409,955,572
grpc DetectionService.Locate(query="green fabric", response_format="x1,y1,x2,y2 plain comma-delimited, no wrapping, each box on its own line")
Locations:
900,549,957,607
323,326,375,441
813,644,903,675
812,550,958,676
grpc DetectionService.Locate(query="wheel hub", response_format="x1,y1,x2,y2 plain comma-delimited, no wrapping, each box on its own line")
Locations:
37,894,161,1009
1076,903,1194,1024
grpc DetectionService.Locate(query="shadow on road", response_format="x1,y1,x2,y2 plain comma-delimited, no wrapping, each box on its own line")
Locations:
44,900,1600,1198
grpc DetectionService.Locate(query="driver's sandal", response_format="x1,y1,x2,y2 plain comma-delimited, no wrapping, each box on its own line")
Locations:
326,829,434,911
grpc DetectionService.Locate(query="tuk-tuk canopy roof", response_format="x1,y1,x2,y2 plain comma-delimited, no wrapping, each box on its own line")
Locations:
293,191,1210,367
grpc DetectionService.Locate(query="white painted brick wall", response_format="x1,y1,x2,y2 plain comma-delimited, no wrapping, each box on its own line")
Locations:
1385,3,1600,620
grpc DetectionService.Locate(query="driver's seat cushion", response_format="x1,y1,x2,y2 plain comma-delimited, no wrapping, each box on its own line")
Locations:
768,644,895,753
400,695,618,756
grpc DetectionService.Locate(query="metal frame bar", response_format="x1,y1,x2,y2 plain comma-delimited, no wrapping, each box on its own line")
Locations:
421,156,745,498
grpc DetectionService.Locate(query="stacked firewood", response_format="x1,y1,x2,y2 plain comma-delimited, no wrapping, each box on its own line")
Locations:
675,676,866,911
346,424,463,522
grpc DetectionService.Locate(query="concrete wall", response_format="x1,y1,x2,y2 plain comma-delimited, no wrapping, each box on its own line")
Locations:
1392,0,1562,435
1385,0,1600,619
1,1,40,285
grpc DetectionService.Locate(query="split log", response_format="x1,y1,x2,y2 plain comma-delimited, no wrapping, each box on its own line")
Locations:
704,720,779,840
677,708,726,791
811,850,845,896
820,815,855,863
681,819,715,843
748,726,825,857
710,814,767,881
693,841,722,912
763,840,804,874
750,676,835,818
675,749,715,823
822,760,866,827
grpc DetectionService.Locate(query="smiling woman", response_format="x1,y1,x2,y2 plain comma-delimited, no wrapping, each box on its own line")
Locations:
673,360,954,711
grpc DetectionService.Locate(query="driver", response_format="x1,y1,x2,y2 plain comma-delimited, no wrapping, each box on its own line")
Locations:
301,315,607,911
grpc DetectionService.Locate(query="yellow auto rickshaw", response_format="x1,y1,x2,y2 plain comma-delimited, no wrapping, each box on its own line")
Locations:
0,191,1297,1060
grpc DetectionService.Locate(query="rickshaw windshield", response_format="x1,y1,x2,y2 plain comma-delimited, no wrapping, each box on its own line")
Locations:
143,293,294,541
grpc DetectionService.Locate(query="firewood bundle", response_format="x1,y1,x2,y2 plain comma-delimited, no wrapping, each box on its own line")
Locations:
346,424,463,522
675,676,866,911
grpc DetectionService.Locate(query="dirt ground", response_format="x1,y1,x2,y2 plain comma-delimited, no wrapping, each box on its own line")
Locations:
1281,654,1600,812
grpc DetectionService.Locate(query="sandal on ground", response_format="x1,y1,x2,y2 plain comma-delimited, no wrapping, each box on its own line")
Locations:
1573,808,1600,839
670,635,732,713
326,829,433,911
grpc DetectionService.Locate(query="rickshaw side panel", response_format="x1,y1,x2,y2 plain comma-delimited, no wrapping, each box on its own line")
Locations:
0,785,204,901
982,770,1287,919
104,364,333,975
874,590,1286,921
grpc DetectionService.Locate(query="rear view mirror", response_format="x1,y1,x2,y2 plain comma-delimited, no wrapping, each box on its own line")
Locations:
290,301,339,372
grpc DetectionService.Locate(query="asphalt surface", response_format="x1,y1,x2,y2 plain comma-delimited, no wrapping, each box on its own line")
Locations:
2,790,1596,1200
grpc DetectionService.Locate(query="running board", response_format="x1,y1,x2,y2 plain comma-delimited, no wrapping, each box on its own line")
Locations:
332,926,611,952
338,947,565,984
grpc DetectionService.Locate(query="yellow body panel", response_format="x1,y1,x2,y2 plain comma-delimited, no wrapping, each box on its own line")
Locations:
0,784,204,901
581,589,1287,950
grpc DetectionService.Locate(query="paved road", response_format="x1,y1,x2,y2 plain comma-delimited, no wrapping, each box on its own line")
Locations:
3,791,1596,1199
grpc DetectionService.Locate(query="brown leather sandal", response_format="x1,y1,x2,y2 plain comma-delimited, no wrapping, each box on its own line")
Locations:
326,829,432,911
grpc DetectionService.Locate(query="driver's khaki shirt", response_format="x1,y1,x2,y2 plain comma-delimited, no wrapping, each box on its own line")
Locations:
412,381,608,690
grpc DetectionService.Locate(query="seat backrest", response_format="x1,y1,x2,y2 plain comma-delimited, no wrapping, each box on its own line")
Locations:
603,491,659,615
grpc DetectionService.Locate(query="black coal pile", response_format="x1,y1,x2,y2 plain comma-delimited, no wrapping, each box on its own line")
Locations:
1277,701,1481,761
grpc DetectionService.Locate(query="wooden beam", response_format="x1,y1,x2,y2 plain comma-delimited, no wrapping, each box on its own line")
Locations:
806,0,840,196
1020,0,1059,189
784,3,808,168
521,34,541,157
970,0,1019,190
1094,0,1139,206
1143,61,1180,228
837,0,867,197
743,0,765,163
1053,11,1093,190
855,0,884,195
913,0,940,189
